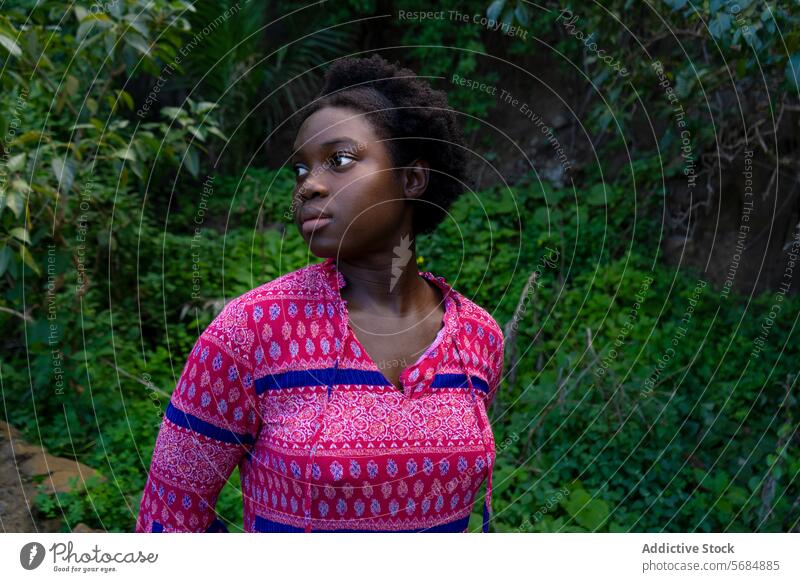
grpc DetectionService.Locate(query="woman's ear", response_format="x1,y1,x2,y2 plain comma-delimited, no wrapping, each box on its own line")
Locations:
402,158,430,200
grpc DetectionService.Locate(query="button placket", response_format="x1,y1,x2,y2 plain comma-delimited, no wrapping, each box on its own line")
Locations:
322,259,459,401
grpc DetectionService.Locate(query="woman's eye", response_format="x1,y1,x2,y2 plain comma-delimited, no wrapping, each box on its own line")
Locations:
330,152,356,168
293,164,308,178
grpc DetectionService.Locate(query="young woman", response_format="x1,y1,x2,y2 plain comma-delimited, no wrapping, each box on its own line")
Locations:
135,54,505,533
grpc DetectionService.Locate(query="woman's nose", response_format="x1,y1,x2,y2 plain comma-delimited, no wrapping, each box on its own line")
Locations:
297,170,329,201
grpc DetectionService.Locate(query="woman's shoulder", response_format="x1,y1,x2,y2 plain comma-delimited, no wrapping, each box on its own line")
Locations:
218,260,336,316
442,283,504,346
247,260,334,302
203,263,334,372
202,261,336,353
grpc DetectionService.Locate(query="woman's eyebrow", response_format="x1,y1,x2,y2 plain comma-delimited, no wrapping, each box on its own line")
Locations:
291,138,361,159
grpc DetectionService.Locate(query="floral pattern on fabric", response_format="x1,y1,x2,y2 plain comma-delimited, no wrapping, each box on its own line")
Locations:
136,258,504,533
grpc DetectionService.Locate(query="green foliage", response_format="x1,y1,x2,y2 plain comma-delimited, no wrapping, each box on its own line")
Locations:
419,174,799,532
0,1,227,284
174,0,357,171
0,1,797,535
395,0,499,141
550,0,800,170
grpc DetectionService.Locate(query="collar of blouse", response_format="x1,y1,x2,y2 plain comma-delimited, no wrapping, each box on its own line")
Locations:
318,256,466,397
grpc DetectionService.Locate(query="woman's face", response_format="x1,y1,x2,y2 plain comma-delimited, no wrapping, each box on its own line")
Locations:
290,106,423,259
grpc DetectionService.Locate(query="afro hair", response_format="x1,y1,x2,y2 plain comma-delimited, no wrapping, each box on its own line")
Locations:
292,53,471,236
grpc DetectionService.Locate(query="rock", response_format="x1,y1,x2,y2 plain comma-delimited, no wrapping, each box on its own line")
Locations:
0,420,105,532
1,421,106,496
17,452,105,495
0,421,22,441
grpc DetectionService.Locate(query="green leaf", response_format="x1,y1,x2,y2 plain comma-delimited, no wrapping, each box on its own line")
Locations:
79,10,111,23
0,33,22,57
65,75,79,96
161,107,184,121
73,6,88,21
206,126,229,142
124,33,152,56
709,13,732,39
0,190,23,218
113,148,137,162
0,246,10,277
577,499,610,530
487,0,506,22
184,147,199,178
514,3,530,27
533,206,549,224
51,157,76,193
117,90,134,111
17,131,43,144
104,30,115,57
8,152,26,172
187,126,207,142
564,488,610,530
586,184,607,206
193,102,219,114
76,20,97,42
492,196,515,213
20,244,40,276
9,227,31,245
121,14,148,38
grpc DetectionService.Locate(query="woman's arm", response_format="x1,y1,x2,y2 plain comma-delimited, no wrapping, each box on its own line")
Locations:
135,299,260,532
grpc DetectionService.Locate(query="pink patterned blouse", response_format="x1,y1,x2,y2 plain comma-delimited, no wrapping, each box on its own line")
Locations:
135,257,504,532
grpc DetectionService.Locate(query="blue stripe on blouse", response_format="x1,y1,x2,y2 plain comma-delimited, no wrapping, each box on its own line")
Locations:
255,368,391,393
165,402,255,446
150,517,228,533
253,513,470,533
254,368,489,394
431,373,489,393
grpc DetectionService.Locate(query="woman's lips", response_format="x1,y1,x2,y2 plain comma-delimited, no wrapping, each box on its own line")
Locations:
300,215,333,236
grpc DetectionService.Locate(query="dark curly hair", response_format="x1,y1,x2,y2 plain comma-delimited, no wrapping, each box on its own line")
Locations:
292,54,471,236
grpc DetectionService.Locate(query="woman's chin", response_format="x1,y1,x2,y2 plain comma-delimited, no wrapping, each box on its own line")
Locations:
305,238,340,259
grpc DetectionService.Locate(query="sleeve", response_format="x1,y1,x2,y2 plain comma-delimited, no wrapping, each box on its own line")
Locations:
486,320,505,409
135,299,260,533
